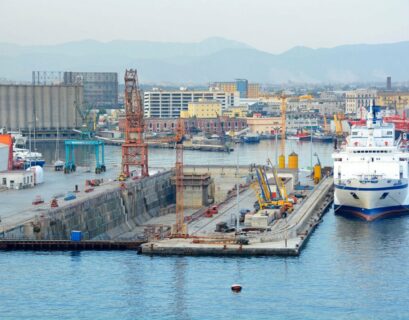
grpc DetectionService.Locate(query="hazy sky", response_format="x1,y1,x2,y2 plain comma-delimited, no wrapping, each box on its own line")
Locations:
0,0,408,53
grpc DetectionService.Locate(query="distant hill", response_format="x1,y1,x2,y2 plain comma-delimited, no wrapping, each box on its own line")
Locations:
0,37,408,83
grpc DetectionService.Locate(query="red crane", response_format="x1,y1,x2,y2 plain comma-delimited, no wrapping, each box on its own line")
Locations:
121,69,148,179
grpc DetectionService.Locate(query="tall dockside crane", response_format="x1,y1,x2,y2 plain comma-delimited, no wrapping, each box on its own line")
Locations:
145,118,186,236
173,119,187,236
120,69,186,236
278,95,287,168
120,69,148,179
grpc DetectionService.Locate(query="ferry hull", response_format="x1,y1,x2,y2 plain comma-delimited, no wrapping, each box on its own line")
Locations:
334,204,409,221
334,180,409,221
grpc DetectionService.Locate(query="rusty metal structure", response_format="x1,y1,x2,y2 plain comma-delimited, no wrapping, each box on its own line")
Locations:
174,119,186,236
121,69,148,178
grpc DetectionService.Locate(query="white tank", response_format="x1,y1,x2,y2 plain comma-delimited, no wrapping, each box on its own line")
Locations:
27,165,44,184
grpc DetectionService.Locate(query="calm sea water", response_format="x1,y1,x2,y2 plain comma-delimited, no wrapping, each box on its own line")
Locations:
1,141,409,319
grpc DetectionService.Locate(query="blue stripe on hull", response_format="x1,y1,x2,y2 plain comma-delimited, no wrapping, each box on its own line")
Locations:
334,204,409,221
334,184,408,191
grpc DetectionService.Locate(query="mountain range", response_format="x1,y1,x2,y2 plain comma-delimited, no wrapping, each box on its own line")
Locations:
0,37,408,84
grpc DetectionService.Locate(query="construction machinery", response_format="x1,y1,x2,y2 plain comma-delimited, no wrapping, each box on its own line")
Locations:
313,153,322,184
120,69,148,180
323,115,329,134
334,114,343,137
278,95,287,168
253,165,293,210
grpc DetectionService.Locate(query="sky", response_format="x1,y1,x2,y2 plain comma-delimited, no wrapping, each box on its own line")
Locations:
0,0,408,53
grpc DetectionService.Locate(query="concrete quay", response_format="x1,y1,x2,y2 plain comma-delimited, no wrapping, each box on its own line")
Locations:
141,176,334,256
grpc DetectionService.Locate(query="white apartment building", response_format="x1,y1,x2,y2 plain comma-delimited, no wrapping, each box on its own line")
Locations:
345,89,377,116
144,89,240,118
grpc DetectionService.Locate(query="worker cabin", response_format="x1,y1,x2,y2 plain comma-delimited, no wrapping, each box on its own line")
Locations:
0,170,35,190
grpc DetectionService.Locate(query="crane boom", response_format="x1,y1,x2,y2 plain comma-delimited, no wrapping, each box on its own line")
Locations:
280,96,286,156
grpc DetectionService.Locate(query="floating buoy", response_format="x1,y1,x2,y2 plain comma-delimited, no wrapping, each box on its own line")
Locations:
231,284,242,292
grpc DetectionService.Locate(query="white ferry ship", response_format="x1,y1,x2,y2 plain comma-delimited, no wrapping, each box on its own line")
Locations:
332,105,409,221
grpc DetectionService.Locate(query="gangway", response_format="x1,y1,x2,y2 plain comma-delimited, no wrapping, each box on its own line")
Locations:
64,140,106,174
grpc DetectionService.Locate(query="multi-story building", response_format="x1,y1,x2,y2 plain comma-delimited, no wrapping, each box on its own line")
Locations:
223,106,248,118
211,82,236,94
345,89,377,116
143,89,239,118
0,84,83,131
247,83,260,99
33,71,118,108
235,79,248,98
377,91,409,114
63,72,118,108
211,79,260,98
118,116,247,135
246,116,282,134
180,100,222,119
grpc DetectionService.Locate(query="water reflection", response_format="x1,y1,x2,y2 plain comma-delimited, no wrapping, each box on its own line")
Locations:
173,258,189,320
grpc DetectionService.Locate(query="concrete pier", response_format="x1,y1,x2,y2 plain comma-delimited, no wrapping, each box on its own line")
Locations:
141,176,334,256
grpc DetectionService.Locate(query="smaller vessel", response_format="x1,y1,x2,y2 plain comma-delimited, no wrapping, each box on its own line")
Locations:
287,131,311,141
9,131,27,148
241,133,260,143
312,132,333,143
13,149,46,168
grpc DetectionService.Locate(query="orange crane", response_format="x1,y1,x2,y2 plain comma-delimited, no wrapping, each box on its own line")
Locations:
334,114,343,137
323,114,329,133
174,119,186,236
278,95,287,168
120,69,148,179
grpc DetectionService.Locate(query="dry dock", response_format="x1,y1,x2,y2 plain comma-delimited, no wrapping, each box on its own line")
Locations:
141,176,334,256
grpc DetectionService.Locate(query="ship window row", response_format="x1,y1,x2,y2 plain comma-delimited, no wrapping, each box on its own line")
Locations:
353,150,390,153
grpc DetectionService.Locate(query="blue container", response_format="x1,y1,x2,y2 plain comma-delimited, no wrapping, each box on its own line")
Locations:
71,230,82,242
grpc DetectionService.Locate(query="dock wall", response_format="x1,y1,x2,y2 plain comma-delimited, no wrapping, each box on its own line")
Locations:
1,171,175,240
